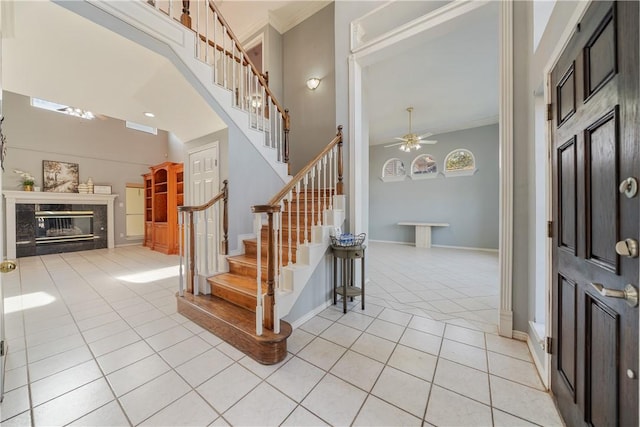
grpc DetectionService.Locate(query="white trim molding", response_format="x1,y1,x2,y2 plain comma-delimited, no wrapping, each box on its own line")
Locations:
348,1,514,339
498,0,514,338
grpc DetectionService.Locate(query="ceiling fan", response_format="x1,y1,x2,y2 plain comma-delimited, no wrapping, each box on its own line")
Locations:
384,107,437,152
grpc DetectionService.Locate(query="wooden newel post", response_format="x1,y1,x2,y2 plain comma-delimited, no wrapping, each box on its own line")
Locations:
181,0,192,28
284,109,291,173
251,204,281,331
221,180,229,255
336,125,344,195
188,212,195,293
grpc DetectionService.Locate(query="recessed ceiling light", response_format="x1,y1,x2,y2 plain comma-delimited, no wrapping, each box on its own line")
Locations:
143,112,155,118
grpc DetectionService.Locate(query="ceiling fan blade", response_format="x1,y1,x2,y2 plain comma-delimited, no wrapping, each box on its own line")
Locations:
418,140,438,145
394,137,409,141
384,142,403,147
417,132,433,139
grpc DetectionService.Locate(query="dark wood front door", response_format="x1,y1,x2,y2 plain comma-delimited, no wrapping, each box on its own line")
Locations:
551,1,639,426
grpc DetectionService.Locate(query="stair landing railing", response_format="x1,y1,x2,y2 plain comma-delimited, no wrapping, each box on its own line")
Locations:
178,180,228,296
252,127,343,335
145,0,291,166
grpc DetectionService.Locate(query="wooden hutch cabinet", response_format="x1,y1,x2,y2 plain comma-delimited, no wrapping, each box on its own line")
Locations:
143,161,184,254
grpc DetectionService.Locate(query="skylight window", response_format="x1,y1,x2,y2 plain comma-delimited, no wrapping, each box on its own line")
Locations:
126,121,158,135
31,97,95,120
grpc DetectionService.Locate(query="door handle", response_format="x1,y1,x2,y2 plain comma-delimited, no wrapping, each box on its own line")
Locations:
0,260,16,273
590,283,638,307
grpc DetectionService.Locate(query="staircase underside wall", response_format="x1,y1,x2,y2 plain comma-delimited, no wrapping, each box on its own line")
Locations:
282,251,333,325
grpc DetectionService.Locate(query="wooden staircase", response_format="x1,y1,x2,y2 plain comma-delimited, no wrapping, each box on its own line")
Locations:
177,191,332,365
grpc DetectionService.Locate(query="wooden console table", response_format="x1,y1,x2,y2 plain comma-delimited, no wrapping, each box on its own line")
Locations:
398,222,449,248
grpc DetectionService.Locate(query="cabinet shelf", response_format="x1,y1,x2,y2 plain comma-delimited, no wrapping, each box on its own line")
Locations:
144,162,184,255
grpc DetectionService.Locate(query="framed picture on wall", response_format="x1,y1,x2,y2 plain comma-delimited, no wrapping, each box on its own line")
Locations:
43,160,79,193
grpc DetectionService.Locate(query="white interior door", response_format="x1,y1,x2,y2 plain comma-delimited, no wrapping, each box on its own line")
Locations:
189,143,219,278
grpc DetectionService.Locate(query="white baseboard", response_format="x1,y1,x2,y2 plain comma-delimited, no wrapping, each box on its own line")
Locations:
512,330,528,341
368,239,413,245
368,240,498,253
431,244,498,253
288,299,332,330
115,242,144,248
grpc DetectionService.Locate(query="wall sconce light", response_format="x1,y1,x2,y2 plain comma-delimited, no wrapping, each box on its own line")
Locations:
306,77,321,90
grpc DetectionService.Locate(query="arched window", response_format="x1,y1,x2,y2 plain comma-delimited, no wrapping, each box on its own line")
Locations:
444,149,477,177
381,158,406,182
410,154,438,180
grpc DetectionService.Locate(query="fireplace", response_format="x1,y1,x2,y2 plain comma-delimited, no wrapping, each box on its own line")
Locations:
4,191,117,259
36,209,95,245
15,203,108,257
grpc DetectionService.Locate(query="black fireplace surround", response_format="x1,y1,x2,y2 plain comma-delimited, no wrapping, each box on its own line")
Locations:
16,204,108,257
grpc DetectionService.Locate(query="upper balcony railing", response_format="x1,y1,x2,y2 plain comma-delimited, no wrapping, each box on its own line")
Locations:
146,0,291,166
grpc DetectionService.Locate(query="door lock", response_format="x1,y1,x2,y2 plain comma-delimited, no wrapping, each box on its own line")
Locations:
591,283,639,307
0,260,16,273
615,239,639,258
619,177,638,198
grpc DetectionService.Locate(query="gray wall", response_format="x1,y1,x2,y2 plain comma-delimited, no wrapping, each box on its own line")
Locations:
2,91,169,246
369,124,499,249
283,3,337,173
283,252,332,325
242,24,284,104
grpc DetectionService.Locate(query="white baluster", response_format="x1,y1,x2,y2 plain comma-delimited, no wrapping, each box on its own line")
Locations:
193,212,199,296
277,207,283,289
328,149,334,210
232,41,237,105
295,182,301,246
254,213,263,336
213,12,218,83
223,27,228,88
168,0,173,20
178,210,184,296
304,174,309,243
261,86,266,132
204,2,209,64
195,0,200,61
317,163,323,226
204,209,209,276
323,155,328,216
287,191,292,265
333,146,338,205
311,169,316,232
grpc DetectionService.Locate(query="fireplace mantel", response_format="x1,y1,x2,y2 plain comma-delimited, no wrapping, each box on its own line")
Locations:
3,190,118,258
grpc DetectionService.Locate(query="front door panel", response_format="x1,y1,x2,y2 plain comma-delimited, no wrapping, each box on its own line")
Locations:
551,1,638,426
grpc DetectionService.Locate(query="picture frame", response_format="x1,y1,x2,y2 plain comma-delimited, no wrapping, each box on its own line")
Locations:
43,160,79,193
93,185,112,194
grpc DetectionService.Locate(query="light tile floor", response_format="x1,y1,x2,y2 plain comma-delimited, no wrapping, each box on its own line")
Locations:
1,243,564,426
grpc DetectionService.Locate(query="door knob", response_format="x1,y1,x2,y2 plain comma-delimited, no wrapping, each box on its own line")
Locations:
615,239,639,258
0,260,16,273
591,283,638,307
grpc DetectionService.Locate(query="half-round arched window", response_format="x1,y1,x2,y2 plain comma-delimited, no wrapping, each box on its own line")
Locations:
444,149,477,177
381,158,406,182
410,154,438,180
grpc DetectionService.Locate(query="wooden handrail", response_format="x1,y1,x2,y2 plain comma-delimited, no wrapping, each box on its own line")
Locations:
179,180,228,214
206,0,287,119
268,126,342,206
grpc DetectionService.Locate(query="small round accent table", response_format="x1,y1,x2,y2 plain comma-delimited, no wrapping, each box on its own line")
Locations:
331,244,365,314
